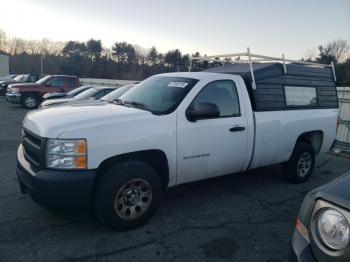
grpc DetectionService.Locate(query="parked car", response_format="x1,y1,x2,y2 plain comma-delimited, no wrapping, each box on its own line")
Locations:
0,74,18,81
39,86,116,108
6,75,81,109
16,55,339,231
43,86,92,100
40,85,136,109
1,74,39,95
291,173,350,261
99,84,135,102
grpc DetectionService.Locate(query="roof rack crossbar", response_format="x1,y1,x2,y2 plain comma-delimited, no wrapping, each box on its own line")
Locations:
191,53,330,67
247,47,256,90
282,54,287,74
189,47,336,87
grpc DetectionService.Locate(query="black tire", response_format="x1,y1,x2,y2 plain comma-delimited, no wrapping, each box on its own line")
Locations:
0,86,6,96
94,161,162,231
283,142,315,183
21,94,39,109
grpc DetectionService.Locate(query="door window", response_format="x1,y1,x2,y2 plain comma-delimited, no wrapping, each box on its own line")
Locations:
46,77,65,87
66,77,77,88
191,80,240,118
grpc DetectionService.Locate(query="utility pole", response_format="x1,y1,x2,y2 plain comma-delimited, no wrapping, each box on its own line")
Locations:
40,56,43,75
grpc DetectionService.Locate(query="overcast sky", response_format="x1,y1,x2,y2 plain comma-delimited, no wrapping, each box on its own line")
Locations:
1,0,349,59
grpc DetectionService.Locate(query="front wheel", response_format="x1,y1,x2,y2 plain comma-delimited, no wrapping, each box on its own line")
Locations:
94,161,162,231
283,142,315,183
22,94,39,109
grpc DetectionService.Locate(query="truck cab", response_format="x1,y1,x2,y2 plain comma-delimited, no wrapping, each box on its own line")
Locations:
6,75,81,108
16,52,339,231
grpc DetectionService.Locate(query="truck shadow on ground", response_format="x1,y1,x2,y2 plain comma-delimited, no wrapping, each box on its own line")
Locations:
4,155,345,261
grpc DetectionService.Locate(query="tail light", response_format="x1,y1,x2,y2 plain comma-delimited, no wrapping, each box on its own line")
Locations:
336,116,340,132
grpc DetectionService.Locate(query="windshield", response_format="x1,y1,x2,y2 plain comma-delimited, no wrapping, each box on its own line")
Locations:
101,84,134,101
36,75,51,85
14,74,28,81
74,87,98,99
118,76,198,114
67,86,90,96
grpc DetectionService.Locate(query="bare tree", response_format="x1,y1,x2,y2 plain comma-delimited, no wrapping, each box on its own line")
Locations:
303,48,317,62
325,39,349,63
27,40,41,54
0,29,6,53
7,37,27,55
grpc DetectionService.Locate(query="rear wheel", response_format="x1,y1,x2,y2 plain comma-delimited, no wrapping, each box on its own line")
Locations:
94,161,162,231
22,94,39,109
283,142,315,183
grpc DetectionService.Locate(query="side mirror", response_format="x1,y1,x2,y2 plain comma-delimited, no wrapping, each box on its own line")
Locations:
186,102,220,122
45,82,51,87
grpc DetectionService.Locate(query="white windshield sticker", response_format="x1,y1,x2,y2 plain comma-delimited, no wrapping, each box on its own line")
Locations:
168,82,189,88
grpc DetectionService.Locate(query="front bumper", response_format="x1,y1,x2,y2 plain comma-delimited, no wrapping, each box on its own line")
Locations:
6,93,21,103
291,230,315,262
16,145,96,211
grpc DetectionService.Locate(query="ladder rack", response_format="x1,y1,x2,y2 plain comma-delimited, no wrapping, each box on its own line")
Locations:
189,47,336,89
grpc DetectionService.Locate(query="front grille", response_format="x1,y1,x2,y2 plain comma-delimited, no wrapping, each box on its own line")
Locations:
22,129,45,170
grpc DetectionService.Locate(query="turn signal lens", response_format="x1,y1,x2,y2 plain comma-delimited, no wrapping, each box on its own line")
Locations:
75,155,87,169
296,218,310,242
77,140,87,154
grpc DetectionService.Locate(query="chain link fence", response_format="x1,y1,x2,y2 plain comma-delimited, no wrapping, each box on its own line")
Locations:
80,78,137,88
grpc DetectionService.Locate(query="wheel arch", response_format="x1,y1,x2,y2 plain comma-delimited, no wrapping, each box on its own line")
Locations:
93,149,170,193
295,130,324,154
20,91,42,103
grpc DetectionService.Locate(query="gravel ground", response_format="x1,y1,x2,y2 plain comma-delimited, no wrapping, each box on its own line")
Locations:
0,96,349,262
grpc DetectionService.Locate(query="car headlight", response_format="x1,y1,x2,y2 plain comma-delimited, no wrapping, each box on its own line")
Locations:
317,208,350,250
46,139,87,169
11,88,19,94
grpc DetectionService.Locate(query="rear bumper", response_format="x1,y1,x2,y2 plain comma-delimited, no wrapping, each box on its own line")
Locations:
290,230,315,262
6,93,21,103
16,145,96,211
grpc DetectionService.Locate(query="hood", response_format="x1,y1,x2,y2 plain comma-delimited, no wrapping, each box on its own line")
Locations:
43,92,66,99
23,103,152,138
316,172,350,209
9,83,38,88
60,99,109,107
41,97,76,107
1,80,21,85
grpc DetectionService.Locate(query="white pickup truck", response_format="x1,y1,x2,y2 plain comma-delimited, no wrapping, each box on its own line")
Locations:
16,53,339,230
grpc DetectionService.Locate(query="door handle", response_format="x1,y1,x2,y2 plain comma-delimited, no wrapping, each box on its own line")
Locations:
229,126,245,132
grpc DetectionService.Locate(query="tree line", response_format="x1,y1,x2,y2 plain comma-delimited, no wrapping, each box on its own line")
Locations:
303,39,350,86
0,29,349,85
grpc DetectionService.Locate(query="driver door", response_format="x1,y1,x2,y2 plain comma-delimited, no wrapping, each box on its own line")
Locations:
176,79,248,184
45,77,66,93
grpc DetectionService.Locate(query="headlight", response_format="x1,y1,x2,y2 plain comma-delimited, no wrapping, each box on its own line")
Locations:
317,208,350,250
46,139,87,169
11,88,19,94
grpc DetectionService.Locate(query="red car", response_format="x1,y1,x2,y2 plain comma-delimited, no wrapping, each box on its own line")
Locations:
6,75,81,109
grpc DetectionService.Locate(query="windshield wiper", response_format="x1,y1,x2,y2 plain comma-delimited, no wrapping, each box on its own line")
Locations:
123,101,150,111
113,99,152,113
113,98,125,105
